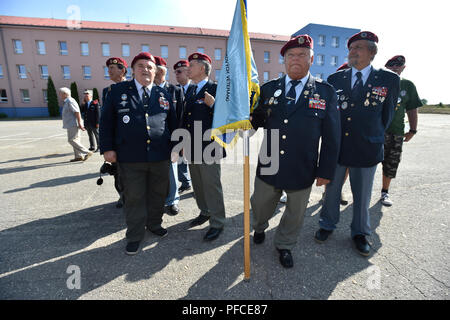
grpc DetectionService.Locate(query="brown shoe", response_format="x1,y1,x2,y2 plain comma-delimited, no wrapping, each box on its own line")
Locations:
83,151,93,161
70,157,84,162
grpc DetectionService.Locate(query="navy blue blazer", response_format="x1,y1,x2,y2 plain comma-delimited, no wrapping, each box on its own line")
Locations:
251,75,341,190
327,67,400,167
99,80,178,163
181,79,226,163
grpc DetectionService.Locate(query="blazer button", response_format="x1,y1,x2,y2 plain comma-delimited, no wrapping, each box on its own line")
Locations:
347,117,351,121
147,139,151,144
147,126,150,130
280,150,285,155
345,132,349,137
188,112,192,116
282,135,287,139
187,124,191,128
351,103,355,107
284,119,288,124
145,113,148,117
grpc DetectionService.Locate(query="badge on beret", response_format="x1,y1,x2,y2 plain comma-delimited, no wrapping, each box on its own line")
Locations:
193,54,198,59
178,63,182,67
113,59,118,64
274,89,282,97
123,115,130,124
121,94,127,100
361,32,367,38
298,37,305,44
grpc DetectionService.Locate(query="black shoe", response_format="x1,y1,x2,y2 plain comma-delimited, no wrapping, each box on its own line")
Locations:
150,227,168,238
253,231,265,244
125,241,140,255
277,248,293,268
314,228,333,243
89,147,95,151
166,204,179,216
178,185,192,194
353,235,370,256
203,227,223,241
189,214,210,227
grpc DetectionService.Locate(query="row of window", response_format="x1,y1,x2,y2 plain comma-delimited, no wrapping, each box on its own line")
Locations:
11,39,282,64
0,88,43,103
317,35,347,48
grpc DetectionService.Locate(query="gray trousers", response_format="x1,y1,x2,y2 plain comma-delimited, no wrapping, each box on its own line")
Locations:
188,163,226,229
86,125,99,150
251,177,312,250
67,126,90,159
118,161,170,242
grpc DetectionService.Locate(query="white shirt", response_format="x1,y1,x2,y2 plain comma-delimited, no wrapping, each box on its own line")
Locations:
194,78,209,95
134,78,153,101
285,73,310,103
158,81,166,89
351,64,372,87
182,80,191,93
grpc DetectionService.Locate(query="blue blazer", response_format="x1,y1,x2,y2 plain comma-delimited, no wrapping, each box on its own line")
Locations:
251,75,341,190
99,80,178,163
327,67,400,167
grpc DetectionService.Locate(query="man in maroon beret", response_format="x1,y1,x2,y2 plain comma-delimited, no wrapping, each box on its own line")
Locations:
380,55,422,207
100,52,178,255
250,34,341,268
181,52,227,242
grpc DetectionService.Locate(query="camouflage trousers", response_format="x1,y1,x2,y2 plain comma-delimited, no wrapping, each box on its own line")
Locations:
382,133,404,178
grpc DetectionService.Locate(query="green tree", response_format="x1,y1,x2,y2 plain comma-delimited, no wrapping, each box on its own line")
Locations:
47,76,60,117
93,88,100,102
70,82,80,106
421,99,428,106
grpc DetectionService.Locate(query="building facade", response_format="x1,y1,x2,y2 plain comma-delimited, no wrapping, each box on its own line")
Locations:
0,16,290,117
293,23,360,80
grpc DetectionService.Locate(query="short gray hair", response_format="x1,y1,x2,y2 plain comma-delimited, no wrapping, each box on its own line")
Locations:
59,87,71,96
198,60,211,76
367,41,378,60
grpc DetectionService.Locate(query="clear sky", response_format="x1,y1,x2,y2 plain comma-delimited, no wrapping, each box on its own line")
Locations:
1,0,448,104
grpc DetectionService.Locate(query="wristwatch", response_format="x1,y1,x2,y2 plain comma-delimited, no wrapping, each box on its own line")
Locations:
409,129,417,134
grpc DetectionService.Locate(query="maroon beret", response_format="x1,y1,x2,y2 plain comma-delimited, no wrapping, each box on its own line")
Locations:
385,55,406,68
336,62,350,71
154,56,167,67
106,57,128,68
131,52,156,68
173,60,190,70
188,52,212,64
347,31,378,48
280,35,313,57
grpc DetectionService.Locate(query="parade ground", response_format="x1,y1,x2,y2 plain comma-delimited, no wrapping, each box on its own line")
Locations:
0,114,449,300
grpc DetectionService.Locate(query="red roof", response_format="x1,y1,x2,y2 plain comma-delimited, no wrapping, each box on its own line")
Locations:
0,15,290,42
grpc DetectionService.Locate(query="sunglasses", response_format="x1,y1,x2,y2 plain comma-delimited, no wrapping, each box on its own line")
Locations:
174,70,184,74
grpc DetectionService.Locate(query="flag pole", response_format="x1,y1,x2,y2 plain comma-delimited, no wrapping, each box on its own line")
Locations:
243,129,251,280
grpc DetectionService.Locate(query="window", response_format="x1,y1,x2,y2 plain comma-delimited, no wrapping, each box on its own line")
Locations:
161,45,168,59
215,69,221,80
279,54,284,64
62,65,70,79
332,36,340,48
59,41,68,55
264,51,270,63
331,56,338,67
81,42,89,56
104,66,110,80
0,65,3,78
316,73,323,80
102,43,110,57
36,40,46,55
83,66,91,80
122,44,130,57
263,71,269,83
13,40,23,54
43,89,48,103
179,46,187,59
126,67,132,80
0,89,7,102
17,65,27,79
214,48,222,61
141,44,149,52
165,72,169,81
197,47,205,54
40,65,49,79
316,54,325,66
318,35,326,46
20,89,30,103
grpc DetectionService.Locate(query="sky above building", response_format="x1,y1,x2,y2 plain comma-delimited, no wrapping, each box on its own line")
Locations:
1,0,447,104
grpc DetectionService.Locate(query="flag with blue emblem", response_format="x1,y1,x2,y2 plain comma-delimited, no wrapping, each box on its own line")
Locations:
211,0,259,148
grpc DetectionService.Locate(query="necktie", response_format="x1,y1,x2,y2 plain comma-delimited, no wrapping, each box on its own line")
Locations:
286,80,301,104
142,87,150,108
352,71,363,97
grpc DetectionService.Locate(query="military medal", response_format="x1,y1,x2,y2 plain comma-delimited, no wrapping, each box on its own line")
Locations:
120,101,128,107
123,115,130,124
274,99,278,105
364,99,370,107
303,90,309,96
372,102,377,106
340,95,345,101
380,97,385,103
269,97,274,105
121,94,127,100
366,92,370,98
341,102,348,110
401,90,406,97
314,94,320,100
274,89,282,97
398,97,402,103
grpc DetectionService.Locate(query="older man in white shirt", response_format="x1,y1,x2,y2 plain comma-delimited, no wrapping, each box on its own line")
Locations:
59,87,93,162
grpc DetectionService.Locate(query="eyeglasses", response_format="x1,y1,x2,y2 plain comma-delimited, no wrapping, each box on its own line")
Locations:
174,70,183,74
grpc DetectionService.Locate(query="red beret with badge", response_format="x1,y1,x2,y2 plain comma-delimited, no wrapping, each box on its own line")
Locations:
280,34,314,57
336,62,350,71
347,31,378,48
385,55,406,67
106,57,128,68
188,52,212,64
154,56,167,67
173,60,190,70
131,52,156,68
